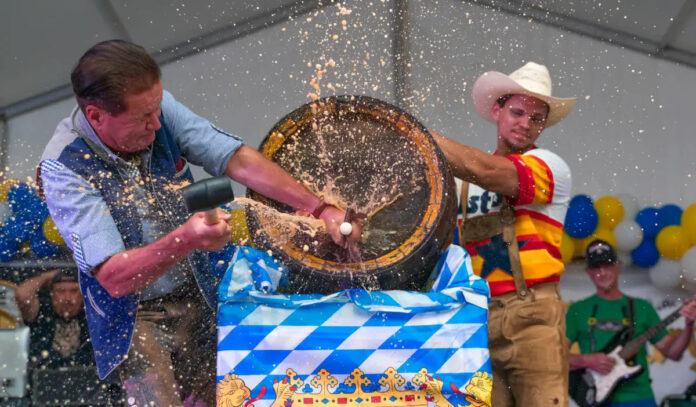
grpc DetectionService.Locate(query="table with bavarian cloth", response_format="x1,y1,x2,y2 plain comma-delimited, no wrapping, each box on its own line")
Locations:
216,245,492,407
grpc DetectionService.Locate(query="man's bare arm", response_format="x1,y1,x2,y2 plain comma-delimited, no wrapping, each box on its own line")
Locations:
430,131,520,199
224,145,361,246
653,298,696,360
95,210,231,297
567,338,616,374
15,270,58,322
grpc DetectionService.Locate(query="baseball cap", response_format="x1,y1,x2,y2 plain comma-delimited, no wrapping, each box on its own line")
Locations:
585,239,618,268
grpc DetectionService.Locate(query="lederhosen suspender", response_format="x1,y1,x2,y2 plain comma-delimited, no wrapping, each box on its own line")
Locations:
587,297,634,352
458,182,528,299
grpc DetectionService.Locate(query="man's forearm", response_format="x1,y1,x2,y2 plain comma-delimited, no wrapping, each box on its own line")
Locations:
430,131,520,197
15,272,53,322
225,146,321,212
432,132,487,182
568,353,588,371
664,322,695,360
95,228,191,297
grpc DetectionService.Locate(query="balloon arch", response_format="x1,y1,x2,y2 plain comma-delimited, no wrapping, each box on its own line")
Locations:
562,192,696,291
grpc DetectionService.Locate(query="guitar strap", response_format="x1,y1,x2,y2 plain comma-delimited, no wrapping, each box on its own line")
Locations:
588,305,598,353
625,296,638,366
588,298,634,353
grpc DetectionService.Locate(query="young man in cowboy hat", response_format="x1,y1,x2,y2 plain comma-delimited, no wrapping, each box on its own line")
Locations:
431,62,576,406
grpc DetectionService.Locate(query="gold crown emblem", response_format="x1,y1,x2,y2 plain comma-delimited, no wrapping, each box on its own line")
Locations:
217,367,492,407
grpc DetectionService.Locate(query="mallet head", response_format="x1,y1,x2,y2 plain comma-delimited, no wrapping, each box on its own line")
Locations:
182,176,235,223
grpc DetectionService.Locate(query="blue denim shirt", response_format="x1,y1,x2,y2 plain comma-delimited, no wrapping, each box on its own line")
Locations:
41,91,242,276
40,90,243,378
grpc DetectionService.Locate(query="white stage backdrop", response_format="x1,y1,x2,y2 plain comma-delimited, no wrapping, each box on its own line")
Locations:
3,0,695,402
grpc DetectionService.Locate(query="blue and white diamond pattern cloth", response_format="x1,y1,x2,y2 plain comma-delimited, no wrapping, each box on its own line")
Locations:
217,245,492,407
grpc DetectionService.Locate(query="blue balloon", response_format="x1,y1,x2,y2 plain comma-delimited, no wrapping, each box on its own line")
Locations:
30,232,61,258
659,204,683,227
569,194,593,208
631,239,660,268
2,210,42,243
7,183,42,214
564,201,599,239
0,238,19,262
635,207,664,239
32,199,50,223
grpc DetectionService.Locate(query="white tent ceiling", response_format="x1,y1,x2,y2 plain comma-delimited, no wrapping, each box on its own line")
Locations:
2,0,696,119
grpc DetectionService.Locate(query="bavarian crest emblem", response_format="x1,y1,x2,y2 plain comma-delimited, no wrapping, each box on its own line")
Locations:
217,367,491,407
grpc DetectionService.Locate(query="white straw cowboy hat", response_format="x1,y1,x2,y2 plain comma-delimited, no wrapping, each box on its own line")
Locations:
472,62,577,127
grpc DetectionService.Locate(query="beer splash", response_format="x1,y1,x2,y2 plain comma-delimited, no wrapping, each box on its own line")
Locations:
241,5,436,292
232,196,325,250
255,95,427,265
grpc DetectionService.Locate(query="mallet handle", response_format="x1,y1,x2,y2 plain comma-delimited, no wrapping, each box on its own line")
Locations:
204,209,219,225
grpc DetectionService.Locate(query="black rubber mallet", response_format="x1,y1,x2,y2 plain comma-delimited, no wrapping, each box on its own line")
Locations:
181,176,235,225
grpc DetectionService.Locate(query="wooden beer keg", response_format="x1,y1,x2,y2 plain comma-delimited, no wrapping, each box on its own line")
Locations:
247,95,456,293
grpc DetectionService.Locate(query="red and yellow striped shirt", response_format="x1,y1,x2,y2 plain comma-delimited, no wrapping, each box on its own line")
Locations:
458,148,572,296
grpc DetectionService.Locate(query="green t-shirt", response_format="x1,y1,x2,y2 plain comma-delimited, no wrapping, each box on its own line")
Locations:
566,294,668,403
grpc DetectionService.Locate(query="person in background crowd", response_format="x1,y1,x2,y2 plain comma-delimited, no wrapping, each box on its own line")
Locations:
16,268,88,367
15,267,123,403
567,239,696,407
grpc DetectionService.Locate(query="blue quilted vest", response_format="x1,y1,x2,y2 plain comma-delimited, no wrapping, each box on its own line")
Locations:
54,117,218,379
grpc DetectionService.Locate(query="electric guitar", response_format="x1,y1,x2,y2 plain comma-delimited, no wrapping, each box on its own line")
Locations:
569,304,685,407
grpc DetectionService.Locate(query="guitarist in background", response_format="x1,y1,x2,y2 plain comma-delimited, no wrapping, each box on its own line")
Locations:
566,239,696,407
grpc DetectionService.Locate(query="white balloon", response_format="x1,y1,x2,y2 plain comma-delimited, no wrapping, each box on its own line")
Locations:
680,247,696,289
649,258,683,290
0,202,10,224
617,251,632,267
614,220,642,252
615,193,640,220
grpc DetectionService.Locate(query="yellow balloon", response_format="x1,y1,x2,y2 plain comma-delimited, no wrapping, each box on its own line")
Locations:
19,241,31,255
594,196,624,230
43,217,65,246
0,179,20,202
682,203,696,245
229,209,251,245
560,232,575,264
591,227,617,248
656,225,690,259
573,235,589,257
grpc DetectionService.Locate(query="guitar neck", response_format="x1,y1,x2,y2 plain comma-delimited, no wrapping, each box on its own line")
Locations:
618,307,682,360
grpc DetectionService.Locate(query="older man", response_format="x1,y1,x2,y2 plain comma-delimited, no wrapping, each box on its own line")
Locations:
39,40,361,406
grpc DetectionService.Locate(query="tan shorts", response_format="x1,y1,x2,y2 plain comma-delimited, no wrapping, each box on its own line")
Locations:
487,282,568,407
118,286,216,407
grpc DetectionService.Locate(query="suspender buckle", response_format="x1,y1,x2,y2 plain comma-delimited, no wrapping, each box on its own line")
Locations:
500,204,516,225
